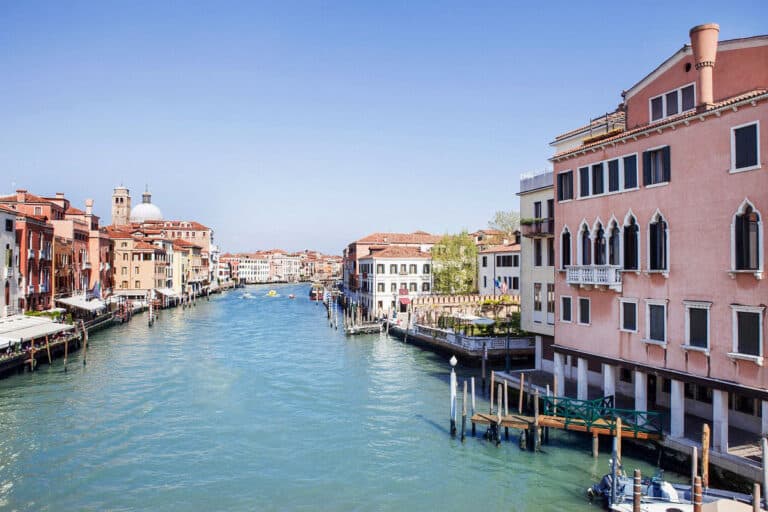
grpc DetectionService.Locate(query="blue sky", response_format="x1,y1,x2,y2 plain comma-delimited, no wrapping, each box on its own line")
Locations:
1,1,766,254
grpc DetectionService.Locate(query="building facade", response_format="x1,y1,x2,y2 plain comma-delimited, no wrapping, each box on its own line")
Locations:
357,246,433,317
477,244,521,296
518,171,556,372
551,25,768,449
0,207,21,317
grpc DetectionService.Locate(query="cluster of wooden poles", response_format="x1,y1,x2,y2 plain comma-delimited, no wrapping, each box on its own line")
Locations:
24,319,89,373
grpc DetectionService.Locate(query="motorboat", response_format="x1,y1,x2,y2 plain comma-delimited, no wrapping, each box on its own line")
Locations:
266,290,278,297
241,292,255,299
288,294,296,299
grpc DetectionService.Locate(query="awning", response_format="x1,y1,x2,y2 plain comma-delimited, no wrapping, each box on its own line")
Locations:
155,288,180,298
399,297,411,305
56,295,107,313
0,315,75,347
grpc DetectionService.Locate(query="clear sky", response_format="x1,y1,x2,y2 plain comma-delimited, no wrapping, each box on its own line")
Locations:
1,1,766,254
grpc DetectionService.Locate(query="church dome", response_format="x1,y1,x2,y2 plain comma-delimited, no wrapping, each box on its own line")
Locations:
129,189,163,223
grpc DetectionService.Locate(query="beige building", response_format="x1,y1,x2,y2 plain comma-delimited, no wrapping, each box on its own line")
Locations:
518,170,555,372
110,229,168,298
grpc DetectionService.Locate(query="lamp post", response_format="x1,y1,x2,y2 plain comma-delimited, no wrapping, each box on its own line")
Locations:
450,355,458,436
505,318,511,373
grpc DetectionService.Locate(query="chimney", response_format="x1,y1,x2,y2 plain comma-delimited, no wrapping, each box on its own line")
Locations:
55,192,65,199
16,189,27,203
85,199,94,216
689,23,720,110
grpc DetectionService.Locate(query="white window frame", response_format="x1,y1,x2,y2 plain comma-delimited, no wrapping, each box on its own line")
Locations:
728,305,765,365
730,121,761,174
646,209,670,276
648,82,696,122
619,298,638,333
620,152,640,192
577,219,590,266
606,216,622,267
578,166,591,199
623,210,641,272
591,217,607,266
729,198,764,279
557,169,574,203
683,300,712,354
560,295,572,323
578,297,591,326
643,144,671,188
560,225,571,272
573,152,641,202
643,298,668,347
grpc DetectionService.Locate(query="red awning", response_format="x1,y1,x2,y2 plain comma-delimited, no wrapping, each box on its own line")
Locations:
399,297,411,305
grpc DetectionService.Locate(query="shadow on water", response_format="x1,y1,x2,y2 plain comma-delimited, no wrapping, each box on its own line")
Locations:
415,413,451,435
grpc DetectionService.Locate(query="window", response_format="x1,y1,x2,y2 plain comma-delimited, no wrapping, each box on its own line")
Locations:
593,222,606,265
684,301,711,349
123,253,128,261
648,212,668,271
623,215,639,270
399,283,407,291
390,264,397,274
423,264,430,274
377,283,385,292
534,201,542,219
620,299,637,332
558,171,574,201
579,167,590,197
534,239,542,266
646,300,667,343
608,222,621,266
409,264,417,274
592,163,604,195
376,264,385,274
422,282,430,292
513,255,519,267
409,282,417,292
733,203,761,271
533,283,542,312
561,296,572,322
483,276,487,288
400,264,407,274
547,238,554,267
561,228,571,268
580,225,591,265
135,280,141,288
134,266,140,274
390,283,397,292
619,368,633,384
623,155,638,189
482,256,487,268
497,255,513,267
579,298,590,325
121,267,127,276
643,146,671,186
731,122,759,172
650,84,695,121
512,277,519,290
732,306,764,357
4,219,11,232
608,160,620,192
547,284,555,315
34,206,42,216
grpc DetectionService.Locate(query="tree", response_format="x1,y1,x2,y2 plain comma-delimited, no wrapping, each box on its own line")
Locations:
432,231,478,295
488,210,520,236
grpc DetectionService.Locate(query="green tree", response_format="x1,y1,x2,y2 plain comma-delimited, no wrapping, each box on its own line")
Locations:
432,231,478,294
488,210,520,236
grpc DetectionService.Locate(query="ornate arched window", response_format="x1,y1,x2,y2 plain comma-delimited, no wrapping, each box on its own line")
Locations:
648,211,668,271
580,224,591,265
623,213,639,270
609,221,621,266
594,222,606,265
561,227,571,269
732,200,763,274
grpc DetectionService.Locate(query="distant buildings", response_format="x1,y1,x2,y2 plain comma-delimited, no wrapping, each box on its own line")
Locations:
358,246,433,317
0,206,21,317
221,250,341,284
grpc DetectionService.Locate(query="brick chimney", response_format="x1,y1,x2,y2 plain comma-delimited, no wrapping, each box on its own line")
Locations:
16,189,27,203
689,23,720,110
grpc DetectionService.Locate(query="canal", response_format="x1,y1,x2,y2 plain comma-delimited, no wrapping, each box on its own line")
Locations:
0,284,672,511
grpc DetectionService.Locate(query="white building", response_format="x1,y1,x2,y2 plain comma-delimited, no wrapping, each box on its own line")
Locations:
270,252,301,282
1,207,21,317
358,246,433,317
238,255,270,284
477,244,521,296
517,170,555,372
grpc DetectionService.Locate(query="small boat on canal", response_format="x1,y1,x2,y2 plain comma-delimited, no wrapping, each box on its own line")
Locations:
309,284,324,301
288,294,295,300
266,290,278,297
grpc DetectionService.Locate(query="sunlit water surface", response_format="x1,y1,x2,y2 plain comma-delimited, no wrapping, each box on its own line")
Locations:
0,284,670,511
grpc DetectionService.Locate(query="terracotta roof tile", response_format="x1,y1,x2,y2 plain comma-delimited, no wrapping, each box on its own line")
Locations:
363,246,431,259
65,206,85,215
356,231,441,244
479,244,521,254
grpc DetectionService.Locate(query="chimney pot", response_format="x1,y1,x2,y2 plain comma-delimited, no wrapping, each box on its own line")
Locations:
85,199,94,215
689,23,720,109
55,192,65,199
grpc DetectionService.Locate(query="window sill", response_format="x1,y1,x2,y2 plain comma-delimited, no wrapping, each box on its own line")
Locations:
578,322,591,327
558,199,573,204
681,344,710,356
728,270,763,280
620,328,638,334
729,165,761,174
644,181,670,189
727,352,763,366
645,270,670,278
621,269,642,276
642,338,667,348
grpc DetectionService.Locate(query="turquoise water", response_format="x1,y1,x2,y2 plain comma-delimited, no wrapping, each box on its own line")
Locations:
0,284,668,511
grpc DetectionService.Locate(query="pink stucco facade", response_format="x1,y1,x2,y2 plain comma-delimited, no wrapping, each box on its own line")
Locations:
552,29,768,404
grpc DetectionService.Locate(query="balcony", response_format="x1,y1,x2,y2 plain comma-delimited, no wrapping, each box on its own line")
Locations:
27,248,36,259
521,218,555,238
3,267,12,279
566,265,622,292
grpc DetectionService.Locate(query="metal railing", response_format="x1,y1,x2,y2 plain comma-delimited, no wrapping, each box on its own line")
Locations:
541,395,663,437
522,218,555,238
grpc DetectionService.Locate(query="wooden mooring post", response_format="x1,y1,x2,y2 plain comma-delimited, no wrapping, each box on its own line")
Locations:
633,469,642,512
449,360,457,437
691,446,698,495
461,380,467,442
518,373,525,414
592,431,599,458
504,379,509,440
490,371,495,414
533,389,540,451
693,476,703,512
63,334,69,372
481,342,487,395
702,423,710,488
615,416,622,465
753,482,761,512
471,377,476,436
45,335,52,365
82,320,89,366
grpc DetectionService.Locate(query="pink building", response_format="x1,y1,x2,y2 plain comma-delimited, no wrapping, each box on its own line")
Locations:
551,25,767,450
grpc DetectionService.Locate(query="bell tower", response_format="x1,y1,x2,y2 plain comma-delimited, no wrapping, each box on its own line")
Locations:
111,186,131,226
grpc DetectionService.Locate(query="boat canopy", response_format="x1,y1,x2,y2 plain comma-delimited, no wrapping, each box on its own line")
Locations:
0,315,75,348
155,288,180,298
